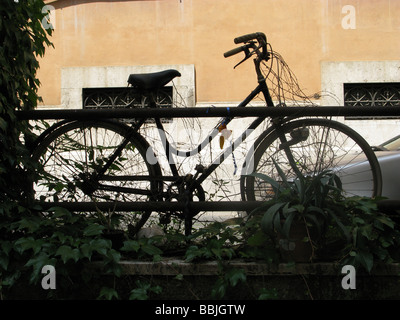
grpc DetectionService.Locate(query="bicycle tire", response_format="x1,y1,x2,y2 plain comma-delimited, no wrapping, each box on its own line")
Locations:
241,118,382,201
32,119,162,234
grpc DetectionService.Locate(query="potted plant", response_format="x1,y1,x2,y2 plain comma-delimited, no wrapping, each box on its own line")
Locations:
249,163,349,262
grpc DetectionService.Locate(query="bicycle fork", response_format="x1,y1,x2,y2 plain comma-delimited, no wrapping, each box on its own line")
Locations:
274,120,310,177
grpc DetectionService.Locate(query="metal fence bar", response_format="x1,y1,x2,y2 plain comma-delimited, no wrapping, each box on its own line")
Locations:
22,105,400,215
16,105,400,120
37,201,264,212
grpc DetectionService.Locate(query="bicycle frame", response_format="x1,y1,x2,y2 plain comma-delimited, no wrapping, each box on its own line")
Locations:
154,80,275,189
94,57,283,197
34,32,301,204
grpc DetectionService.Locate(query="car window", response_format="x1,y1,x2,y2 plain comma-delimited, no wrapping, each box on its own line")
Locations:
382,136,400,151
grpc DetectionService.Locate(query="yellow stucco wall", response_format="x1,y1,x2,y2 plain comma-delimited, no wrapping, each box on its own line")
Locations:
38,0,400,107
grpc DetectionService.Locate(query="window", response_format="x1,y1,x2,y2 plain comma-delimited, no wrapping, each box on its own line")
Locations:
344,83,400,119
82,86,173,123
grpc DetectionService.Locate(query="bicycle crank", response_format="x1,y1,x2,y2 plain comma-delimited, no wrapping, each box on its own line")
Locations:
76,173,100,196
162,176,205,235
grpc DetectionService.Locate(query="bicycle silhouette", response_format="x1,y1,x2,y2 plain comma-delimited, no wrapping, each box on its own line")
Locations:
31,33,381,236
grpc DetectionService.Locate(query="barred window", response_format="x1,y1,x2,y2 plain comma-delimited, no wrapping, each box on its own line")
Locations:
82,87,173,123
344,83,400,119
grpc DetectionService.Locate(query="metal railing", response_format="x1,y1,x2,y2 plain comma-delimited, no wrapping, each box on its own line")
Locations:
16,105,400,120
20,105,400,212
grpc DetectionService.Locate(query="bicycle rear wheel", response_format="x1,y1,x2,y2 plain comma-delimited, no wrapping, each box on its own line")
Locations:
241,118,382,201
32,120,162,234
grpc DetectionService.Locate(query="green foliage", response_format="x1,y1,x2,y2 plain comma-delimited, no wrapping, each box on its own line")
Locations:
121,238,163,261
339,196,400,273
258,287,278,300
182,218,278,299
0,0,60,299
98,286,119,300
1,203,176,299
248,163,400,272
0,206,124,297
0,0,53,205
249,168,350,263
211,267,246,299
129,280,162,300
252,167,348,243
185,222,238,262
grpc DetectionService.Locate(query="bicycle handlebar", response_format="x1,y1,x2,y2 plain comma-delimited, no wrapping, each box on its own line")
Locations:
234,32,266,44
223,32,268,71
224,32,269,80
223,45,249,58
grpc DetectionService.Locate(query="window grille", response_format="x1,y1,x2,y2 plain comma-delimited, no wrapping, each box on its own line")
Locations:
82,87,173,123
344,83,400,119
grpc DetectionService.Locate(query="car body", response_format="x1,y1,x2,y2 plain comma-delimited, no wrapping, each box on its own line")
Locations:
331,135,400,200
372,135,400,200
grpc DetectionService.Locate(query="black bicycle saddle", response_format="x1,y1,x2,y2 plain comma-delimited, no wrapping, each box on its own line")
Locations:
127,69,181,91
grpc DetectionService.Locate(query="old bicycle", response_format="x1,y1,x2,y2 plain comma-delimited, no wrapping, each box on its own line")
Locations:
30,32,382,236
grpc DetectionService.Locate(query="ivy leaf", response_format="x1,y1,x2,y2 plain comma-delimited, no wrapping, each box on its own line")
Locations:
47,206,72,218
0,118,8,132
185,245,203,262
247,230,268,246
56,245,80,264
225,268,246,287
120,240,140,252
1,241,13,255
0,253,9,271
98,287,119,300
375,216,395,229
16,216,43,233
14,237,43,255
83,224,105,237
90,239,111,256
211,278,226,299
360,225,374,240
25,253,57,284
80,243,93,260
129,287,149,300
106,249,121,263
141,243,163,257
356,251,374,273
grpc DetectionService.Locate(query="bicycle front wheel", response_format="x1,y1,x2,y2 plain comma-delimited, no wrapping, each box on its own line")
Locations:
32,120,162,233
242,118,382,201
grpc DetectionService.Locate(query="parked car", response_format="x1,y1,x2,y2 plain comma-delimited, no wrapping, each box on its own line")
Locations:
333,135,400,200
371,135,400,200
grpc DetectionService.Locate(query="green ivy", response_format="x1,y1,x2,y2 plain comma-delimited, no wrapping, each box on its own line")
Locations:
0,0,53,206
129,280,162,300
341,196,400,273
0,206,124,298
0,0,56,299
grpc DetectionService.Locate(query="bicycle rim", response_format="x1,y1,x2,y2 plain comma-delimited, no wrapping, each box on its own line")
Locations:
243,118,382,201
32,120,161,232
